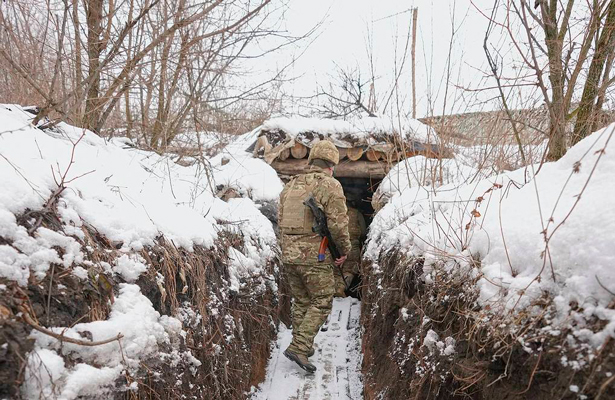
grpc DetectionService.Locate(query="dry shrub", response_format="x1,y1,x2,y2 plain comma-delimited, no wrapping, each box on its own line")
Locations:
0,202,280,398
361,249,615,400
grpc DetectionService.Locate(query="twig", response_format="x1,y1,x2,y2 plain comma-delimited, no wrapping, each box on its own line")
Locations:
513,350,542,395
22,309,124,347
46,264,55,326
596,371,615,399
596,274,615,297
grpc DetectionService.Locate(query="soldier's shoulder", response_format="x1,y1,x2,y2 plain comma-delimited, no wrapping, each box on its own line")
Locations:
283,174,304,187
318,175,343,191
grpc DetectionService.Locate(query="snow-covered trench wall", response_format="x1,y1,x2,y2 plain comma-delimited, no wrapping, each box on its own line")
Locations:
0,105,283,399
360,125,615,399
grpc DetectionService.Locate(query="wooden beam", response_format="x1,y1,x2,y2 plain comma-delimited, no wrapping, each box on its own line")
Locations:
271,159,389,179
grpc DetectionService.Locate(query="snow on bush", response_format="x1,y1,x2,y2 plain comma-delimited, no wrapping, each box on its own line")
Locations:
367,122,615,348
24,284,188,399
0,104,280,395
422,329,455,357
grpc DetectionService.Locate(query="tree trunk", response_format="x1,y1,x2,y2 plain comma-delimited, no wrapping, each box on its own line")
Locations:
592,43,615,132
72,0,84,123
84,0,104,132
572,0,615,144
124,0,135,139
543,2,568,161
149,34,172,149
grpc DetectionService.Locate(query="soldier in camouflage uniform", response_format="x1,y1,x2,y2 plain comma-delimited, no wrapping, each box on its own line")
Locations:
334,204,366,297
278,140,352,373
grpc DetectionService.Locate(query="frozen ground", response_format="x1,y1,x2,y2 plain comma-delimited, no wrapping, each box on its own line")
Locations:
251,297,363,400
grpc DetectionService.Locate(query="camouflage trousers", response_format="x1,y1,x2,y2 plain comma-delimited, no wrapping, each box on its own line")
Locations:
286,263,334,355
334,260,359,297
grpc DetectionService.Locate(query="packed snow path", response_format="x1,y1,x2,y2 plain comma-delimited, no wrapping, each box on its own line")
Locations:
252,297,363,400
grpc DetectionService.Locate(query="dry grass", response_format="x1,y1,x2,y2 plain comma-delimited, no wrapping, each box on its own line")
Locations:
360,249,615,400
0,197,281,399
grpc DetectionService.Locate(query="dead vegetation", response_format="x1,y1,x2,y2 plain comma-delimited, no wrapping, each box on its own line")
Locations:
0,0,294,150
360,250,615,400
0,190,280,399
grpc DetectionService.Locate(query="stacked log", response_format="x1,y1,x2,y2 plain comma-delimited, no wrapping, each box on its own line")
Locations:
278,148,290,161
271,159,389,179
347,147,364,161
256,129,445,179
290,142,308,159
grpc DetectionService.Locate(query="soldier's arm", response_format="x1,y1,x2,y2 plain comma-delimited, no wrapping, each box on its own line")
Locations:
278,185,288,224
318,179,352,256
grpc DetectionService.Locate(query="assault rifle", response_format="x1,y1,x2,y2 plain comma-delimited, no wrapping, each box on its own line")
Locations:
303,195,348,289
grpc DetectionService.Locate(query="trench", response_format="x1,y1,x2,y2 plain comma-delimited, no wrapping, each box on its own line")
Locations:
252,176,380,400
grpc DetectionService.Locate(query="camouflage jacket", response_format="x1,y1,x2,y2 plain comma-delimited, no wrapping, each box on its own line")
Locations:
278,166,352,265
346,206,366,263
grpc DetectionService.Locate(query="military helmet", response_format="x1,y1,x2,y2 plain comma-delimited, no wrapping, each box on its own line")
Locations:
308,140,339,165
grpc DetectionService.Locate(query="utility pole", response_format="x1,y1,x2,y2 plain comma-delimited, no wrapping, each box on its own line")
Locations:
411,7,418,119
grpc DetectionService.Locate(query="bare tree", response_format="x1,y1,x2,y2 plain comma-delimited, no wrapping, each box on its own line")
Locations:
482,0,615,161
0,0,304,148
572,0,615,144
316,66,377,119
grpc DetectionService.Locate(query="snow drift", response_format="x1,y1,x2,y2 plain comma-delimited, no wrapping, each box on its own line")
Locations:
0,104,281,399
362,123,615,399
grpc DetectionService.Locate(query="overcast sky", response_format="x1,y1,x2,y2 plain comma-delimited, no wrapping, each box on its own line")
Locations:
253,0,501,119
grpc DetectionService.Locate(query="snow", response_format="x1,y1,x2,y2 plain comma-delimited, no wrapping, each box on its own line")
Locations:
0,208,84,284
252,297,363,400
210,128,284,202
24,284,183,399
0,104,280,396
372,155,484,210
367,122,615,349
227,247,260,292
23,348,66,399
422,330,455,357
423,329,440,352
374,141,546,210
0,239,30,286
112,254,148,282
0,106,216,258
58,364,123,399
0,103,277,284
263,115,439,145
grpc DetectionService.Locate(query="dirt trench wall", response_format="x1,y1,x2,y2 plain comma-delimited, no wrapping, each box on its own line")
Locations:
0,211,280,399
360,250,615,400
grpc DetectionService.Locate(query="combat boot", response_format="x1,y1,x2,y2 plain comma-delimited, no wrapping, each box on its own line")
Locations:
307,348,315,357
283,349,317,373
